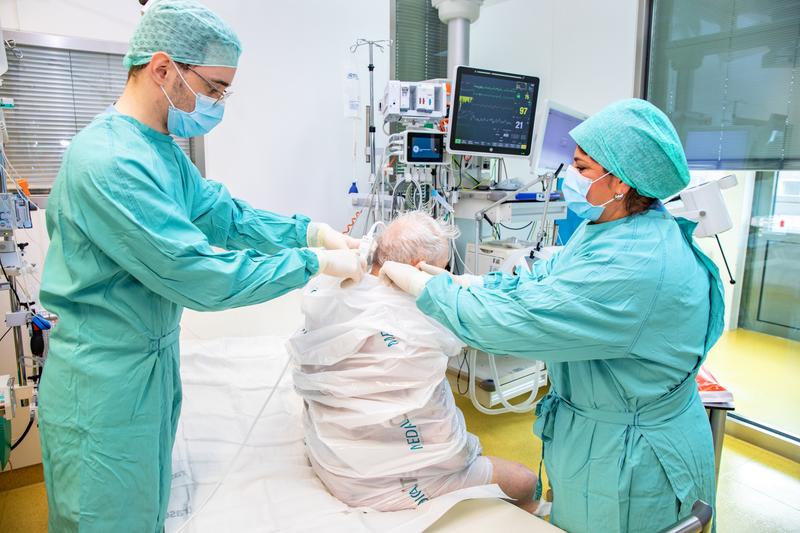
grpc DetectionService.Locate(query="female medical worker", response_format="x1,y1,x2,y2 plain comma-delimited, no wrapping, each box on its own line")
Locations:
37,1,363,532
381,98,724,533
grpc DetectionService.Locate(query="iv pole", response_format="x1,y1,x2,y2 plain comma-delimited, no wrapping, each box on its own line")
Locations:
350,38,390,181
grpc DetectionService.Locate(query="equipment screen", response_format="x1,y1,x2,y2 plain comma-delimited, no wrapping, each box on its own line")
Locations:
448,67,539,157
537,108,585,172
407,131,445,163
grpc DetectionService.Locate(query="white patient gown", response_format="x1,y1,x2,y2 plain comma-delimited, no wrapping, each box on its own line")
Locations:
287,274,491,510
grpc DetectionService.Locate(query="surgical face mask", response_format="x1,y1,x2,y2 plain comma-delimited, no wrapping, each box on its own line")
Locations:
562,165,621,221
160,63,225,138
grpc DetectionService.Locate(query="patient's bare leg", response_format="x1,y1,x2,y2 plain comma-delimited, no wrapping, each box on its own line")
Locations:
487,456,540,513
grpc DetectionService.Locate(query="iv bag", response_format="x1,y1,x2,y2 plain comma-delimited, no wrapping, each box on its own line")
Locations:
343,55,361,119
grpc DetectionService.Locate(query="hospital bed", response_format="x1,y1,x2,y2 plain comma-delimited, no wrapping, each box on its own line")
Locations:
168,291,561,533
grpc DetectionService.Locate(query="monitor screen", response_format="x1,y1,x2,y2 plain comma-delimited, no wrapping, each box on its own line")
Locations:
448,67,540,157
536,106,586,172
406,131,445,164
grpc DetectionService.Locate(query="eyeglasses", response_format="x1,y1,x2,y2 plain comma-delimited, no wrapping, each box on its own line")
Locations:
185,66,233,103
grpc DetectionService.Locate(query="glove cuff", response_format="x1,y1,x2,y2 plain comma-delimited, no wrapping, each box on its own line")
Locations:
307,222,323,248
457,274,484,288
313,249,328,275
408,271,433,297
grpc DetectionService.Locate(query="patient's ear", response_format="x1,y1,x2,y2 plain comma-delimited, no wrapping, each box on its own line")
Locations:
410,259,424,267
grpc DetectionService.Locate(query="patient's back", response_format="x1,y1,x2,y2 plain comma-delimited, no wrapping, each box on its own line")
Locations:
287,274,479,482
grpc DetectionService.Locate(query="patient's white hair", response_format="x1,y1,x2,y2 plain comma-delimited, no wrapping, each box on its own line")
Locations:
373,212,460,269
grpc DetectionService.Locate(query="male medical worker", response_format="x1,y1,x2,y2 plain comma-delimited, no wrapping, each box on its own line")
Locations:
37,1,362,531
382,99,724,533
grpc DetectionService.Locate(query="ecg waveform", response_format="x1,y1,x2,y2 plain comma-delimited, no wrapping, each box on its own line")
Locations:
465,83,524,95
456,108,517,128
452,74,536,150
456,99,530,127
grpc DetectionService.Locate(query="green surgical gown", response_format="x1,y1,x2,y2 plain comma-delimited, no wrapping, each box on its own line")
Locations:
38,112,319,532
417,208,724,533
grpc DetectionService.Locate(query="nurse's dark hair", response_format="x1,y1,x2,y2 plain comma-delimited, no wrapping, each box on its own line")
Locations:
625,188,658,215
127,61,191,80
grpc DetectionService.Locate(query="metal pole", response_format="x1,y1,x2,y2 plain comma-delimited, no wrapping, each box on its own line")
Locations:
0,149,7,194
368,42,377,179
6,277,26,386
474,218,480,273
447,17,470,81
709,408,726,485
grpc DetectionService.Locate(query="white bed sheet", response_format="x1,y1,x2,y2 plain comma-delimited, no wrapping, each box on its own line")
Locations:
165,335,507,533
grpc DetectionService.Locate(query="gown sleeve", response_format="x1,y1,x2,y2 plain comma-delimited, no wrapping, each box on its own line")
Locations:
190,175,310,253
71,150,319,312
417,246,655,363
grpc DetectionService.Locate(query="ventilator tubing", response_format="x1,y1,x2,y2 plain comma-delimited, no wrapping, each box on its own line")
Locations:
467,348,541,415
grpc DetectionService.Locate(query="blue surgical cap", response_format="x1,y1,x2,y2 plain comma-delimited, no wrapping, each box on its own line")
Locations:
123,0,242,69
569,98,690,199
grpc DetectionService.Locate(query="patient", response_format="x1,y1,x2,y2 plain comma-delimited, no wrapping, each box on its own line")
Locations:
288,212,539,512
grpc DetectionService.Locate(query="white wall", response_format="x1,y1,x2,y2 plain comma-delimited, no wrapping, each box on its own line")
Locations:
469,0,640,177
200,1,389,227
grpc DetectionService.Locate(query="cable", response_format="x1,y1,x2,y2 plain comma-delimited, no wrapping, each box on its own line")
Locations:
361,169,384,233
389,177,422,219
499,221,534,232
456,349,470,395
363,146,402,228
343,209,362,235
463,178,489,190
0,327,11,344
451,240,473,275
174,353,292,533
0,256,28,309
527,220,537,241
10,413,34,450
467,349,541,415
390,180,404,219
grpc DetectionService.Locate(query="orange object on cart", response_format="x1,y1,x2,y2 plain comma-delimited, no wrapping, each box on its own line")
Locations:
696,366,734,404
17,178,31,197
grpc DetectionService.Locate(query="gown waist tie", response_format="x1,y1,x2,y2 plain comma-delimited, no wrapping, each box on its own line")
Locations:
533,375,699,500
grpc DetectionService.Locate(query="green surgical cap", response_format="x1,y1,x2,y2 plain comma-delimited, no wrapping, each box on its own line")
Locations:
123,0,242,69
569,98,690,200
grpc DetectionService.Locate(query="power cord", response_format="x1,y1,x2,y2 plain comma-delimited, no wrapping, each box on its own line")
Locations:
0,255,29,309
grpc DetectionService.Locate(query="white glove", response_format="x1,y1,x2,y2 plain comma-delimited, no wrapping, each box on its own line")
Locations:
379,261,432,297
417,262,483,288
307,222,360,250
314,249,365,283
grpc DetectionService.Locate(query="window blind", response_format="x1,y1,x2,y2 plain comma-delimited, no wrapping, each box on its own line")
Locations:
0,42,196,192
393,0,448,81
646,0,800,170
